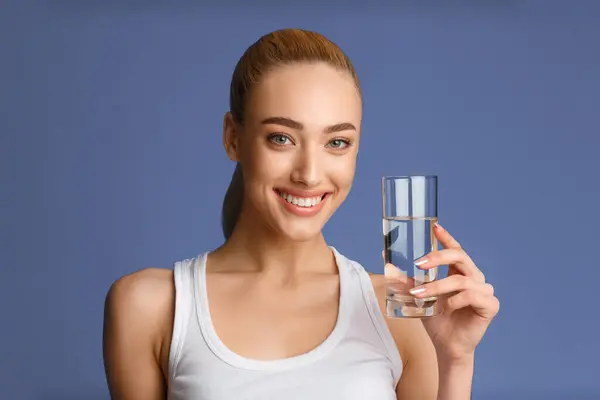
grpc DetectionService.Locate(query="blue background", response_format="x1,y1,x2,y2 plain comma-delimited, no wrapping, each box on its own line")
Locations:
2,0,599,398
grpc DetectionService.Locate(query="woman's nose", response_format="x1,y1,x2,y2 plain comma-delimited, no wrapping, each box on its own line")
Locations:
290,148,322,187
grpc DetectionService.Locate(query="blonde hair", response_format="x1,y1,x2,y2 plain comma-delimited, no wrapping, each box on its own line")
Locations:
221,28,361,240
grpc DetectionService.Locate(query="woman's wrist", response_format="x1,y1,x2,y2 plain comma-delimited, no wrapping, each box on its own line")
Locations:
436,354,475,400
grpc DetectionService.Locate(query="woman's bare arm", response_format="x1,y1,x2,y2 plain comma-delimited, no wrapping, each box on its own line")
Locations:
389,318,439,400
369,273,439,399
103,268,174,400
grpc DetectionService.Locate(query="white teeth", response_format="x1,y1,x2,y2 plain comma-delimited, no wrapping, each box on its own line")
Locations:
278,191,323,208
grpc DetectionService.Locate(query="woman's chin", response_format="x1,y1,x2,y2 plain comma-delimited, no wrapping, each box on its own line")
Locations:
274,221,325,243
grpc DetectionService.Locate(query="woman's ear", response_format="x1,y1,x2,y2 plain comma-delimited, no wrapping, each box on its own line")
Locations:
223,112,241,162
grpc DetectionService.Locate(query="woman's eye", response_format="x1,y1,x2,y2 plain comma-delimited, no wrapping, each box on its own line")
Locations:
269,134,292,146
327,139,350,149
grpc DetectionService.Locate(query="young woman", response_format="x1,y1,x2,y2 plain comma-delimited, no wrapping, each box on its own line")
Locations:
103,28,499,400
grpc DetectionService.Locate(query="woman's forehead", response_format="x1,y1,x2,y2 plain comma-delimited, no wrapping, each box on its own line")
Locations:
245,63,362,129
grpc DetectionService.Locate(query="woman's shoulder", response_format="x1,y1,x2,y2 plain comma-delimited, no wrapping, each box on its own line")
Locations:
106,267,175,313
104,268,176,363
105,267,175,331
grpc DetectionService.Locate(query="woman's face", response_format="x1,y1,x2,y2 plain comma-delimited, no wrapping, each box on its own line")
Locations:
224,62,362,242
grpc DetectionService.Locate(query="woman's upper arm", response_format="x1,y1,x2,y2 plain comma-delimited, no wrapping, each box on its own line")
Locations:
390,318,439,400
103,268,175,400
369,273,439,399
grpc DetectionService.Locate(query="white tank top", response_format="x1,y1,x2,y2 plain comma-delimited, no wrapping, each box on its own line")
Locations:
167,247,403,400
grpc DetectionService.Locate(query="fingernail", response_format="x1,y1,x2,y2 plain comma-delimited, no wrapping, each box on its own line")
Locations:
434,222,443,230
414,258,428,267
409,286,426,296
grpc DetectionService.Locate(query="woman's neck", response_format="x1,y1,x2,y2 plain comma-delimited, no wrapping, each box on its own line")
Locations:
212,215,337,283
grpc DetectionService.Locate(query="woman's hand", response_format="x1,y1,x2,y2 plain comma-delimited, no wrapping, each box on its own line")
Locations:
405,222,500,364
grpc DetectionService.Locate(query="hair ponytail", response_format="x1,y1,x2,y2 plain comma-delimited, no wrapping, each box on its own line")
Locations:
221,163,244,240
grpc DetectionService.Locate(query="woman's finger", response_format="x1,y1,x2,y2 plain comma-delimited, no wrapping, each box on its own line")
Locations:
410,275,493,298
384,263,415,285
433,222,462,249
443,289,500,319
414,248,486,283
384,263,408,281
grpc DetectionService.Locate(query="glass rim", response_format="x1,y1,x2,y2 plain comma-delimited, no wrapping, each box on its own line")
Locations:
382,175,438,180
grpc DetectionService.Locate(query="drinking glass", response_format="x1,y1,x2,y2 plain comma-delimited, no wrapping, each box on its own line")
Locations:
382,175,440,318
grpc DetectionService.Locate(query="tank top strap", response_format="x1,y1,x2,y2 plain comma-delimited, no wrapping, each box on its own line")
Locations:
340,255,403,387
168,256,200,385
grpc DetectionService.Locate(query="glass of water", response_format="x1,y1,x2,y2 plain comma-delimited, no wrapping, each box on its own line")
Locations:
383,175,440,318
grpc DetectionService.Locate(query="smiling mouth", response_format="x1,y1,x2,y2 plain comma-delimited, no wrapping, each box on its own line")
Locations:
274,189,329,208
